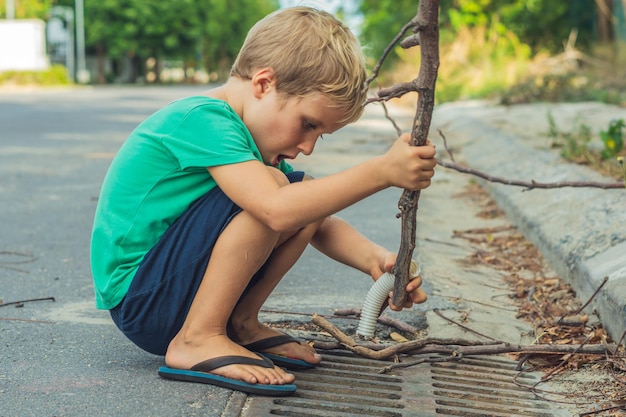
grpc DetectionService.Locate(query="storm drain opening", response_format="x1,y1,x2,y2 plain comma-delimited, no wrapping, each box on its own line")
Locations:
225,352,567,417
230,350,407,417
428,356,564,417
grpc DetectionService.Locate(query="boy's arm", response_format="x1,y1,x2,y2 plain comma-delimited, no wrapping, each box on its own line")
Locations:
310,215,391,279
208,134,436,233
311,215,428,310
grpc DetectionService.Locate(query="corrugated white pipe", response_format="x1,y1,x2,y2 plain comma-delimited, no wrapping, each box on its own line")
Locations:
356,261,419,338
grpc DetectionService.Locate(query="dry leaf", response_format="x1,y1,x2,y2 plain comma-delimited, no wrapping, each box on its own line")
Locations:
390,332,409,343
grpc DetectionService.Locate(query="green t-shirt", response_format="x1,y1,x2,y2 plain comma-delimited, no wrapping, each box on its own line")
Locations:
91,96,292,310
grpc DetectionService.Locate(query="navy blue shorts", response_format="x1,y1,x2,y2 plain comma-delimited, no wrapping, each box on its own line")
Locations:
110,171,305,355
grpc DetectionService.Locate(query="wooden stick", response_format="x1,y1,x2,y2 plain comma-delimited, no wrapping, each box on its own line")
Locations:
391,0,440,306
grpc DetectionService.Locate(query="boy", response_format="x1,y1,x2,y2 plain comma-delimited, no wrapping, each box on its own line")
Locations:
91,6,436,396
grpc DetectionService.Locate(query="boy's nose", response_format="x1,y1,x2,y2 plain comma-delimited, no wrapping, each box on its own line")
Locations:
298,138,317,156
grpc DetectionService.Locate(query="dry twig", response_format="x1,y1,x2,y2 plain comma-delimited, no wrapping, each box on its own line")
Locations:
437,159,624,190
0,297,55,308
311,314,616,362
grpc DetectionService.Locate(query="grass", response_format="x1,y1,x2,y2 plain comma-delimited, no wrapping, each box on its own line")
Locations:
546,111,625,180
0,65,72,87
383,25,626,108
385,22,533,104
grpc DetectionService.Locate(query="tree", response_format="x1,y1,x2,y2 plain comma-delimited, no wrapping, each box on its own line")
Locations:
54,0,277,83
197,0,278,79
357,0,419,73
134,0,202,83
358,0,598,64
54,0,143,82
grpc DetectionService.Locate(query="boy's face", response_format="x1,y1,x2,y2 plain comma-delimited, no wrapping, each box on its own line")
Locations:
246,89,346,167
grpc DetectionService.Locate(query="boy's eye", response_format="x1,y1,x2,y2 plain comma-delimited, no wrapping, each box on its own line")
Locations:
303,120,317,131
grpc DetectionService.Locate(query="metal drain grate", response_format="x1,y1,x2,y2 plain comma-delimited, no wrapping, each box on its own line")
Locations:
428,356,565,417
232,350,406,417
222,352,566,417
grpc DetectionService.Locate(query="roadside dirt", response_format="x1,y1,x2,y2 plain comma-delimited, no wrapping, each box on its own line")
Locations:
451,182,625,416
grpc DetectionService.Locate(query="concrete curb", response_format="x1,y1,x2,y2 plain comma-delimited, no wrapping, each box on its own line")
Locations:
432,102,626,342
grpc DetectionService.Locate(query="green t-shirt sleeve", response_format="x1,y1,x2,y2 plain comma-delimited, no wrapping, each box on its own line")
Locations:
160,100,293,173
162,101,260,169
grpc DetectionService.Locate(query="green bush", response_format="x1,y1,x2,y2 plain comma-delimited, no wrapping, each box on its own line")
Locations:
0,65,72,87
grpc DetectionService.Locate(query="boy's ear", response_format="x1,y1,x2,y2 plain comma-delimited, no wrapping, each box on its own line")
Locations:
251,68,276,98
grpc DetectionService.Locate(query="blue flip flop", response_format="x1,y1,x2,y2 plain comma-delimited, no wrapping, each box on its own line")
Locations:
158,355,296,396
243,334,317,371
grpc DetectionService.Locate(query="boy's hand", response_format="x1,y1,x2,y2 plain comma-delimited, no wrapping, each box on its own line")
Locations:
382,134,436,191
388,274,428,311
373,251,428,312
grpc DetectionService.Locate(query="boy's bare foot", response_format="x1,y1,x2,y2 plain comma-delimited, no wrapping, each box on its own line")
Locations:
164,332,295,385
229,321,322,367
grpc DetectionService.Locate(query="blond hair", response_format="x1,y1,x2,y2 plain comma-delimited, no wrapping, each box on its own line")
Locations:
231,6,367,124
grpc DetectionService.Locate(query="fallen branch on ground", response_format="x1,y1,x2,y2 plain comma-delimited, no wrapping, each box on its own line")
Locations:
0,297,55,308
310,314,617,363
